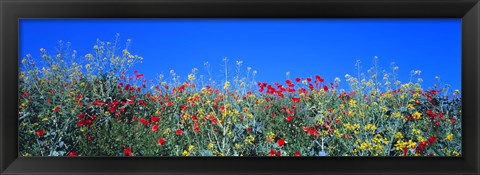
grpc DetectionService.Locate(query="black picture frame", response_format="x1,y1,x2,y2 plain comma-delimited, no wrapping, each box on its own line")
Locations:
1,0,479,174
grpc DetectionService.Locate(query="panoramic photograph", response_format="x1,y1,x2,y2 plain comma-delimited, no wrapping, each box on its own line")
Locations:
18,19,461,157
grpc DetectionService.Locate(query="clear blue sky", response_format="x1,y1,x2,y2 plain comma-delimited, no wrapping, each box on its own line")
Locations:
20,19,461,91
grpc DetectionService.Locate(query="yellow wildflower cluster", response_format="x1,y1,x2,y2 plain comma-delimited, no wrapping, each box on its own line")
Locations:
412,112,422,120
394,140,417,150
244,135,255,144
364,123,377,131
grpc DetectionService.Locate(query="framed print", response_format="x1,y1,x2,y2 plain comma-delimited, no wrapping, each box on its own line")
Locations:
1,0,479,174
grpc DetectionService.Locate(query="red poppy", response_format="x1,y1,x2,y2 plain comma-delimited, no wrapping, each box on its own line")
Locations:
406,115,411,121
54,106,60,112
76,120,85,127
323,85,328,92
87,135,92,141
418,141,428,150
157,138,166,145
291,97,300,103
294,151,301,156
139,118,150,125
123,147,133,156
286,116,294,122
315,75,324,83
426,109,433,115
151,116,160,123
22,91,30,97
269,149,276,156
151,124,159,132
68,151,78,156
76,94,82,100
295,78,301,82
176,129,183,135
277,138,285,147
36,129,45,137
108,107,116,113
307,127,320,137
276,151,281,156
402,147,408,156
109,100,119,107
77,113,86,119
84,119,92,126
450,118,457,123
92,100,106,106
303,127,309,132
428,136,437,145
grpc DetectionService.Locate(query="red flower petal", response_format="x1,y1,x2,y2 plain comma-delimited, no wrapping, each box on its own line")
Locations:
277,138,285,147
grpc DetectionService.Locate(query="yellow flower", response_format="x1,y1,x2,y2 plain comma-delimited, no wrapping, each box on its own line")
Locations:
412,111,422,120
411,128,421,135
348,99,357,107
358,141,371,150
407,104,415,110
188,74,195,81
333,129,342,138
188,145,195,152
22,152,32,157
394,132,403,139
452,151,460,156
417,136,426,142
244,135,255,144
20,102,27,109
454,89,460,94
394,140,416,153
446,133,454,141
353,123,360,130
407,140,417,148
267,131,275,140
163,128,171,135
364,123,377,131
182,150,189,156
41,117,49,122
223,81,230,90
208,143,215,150
393,112,401,118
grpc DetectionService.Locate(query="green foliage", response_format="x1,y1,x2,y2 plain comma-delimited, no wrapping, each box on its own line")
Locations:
19,38,462,157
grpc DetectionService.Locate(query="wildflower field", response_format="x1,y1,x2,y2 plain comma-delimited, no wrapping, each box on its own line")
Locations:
19,39,462,157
